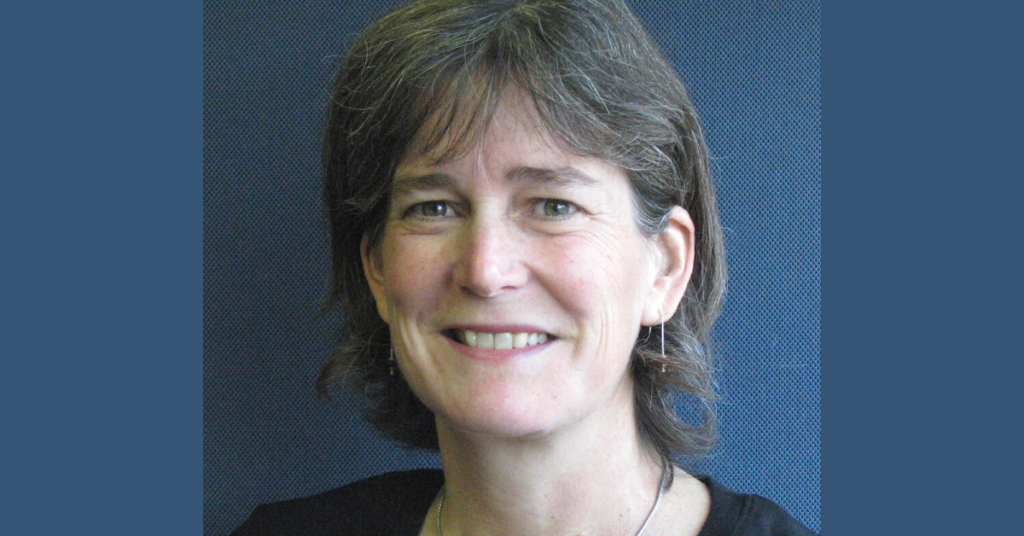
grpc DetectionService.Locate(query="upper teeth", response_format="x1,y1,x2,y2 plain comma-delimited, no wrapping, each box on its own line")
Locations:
459,330,549,349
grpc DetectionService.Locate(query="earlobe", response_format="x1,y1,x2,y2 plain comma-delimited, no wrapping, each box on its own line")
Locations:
641,206,696,326
361,235,391,324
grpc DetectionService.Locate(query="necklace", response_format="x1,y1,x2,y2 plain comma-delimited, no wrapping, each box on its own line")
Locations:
435,460,670,536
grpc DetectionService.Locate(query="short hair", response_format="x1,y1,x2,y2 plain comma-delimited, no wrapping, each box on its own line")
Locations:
318,0,727,460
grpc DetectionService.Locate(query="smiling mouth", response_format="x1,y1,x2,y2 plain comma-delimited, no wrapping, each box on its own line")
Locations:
444,329,554,350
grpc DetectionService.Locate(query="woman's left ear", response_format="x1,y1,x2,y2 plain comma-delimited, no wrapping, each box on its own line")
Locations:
642,206,695,326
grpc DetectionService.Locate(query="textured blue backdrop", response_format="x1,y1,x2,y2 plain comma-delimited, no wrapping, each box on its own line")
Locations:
203,1,820,534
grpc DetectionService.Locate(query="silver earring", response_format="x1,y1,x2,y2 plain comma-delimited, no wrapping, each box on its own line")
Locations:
388,347,396,376
660,321,667,373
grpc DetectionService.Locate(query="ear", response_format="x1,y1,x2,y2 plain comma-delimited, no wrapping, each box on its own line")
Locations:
641,206,696,326
361,235,391,324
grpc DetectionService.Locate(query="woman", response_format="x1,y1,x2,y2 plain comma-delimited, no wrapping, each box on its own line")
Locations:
234,0,815,534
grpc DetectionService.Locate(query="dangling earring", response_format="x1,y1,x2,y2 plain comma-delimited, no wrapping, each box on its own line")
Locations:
660,321,667,373
658,308,667,373
388,346,396,376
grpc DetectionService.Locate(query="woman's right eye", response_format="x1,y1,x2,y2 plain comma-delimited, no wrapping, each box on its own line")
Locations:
405,201,454,218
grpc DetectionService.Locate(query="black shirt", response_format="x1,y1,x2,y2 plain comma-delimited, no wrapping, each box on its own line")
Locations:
232,469,816,536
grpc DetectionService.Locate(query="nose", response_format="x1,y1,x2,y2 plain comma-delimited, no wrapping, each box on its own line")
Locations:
453,215,528,298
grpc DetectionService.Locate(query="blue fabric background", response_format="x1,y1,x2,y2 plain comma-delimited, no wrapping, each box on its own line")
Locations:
203,1,821,534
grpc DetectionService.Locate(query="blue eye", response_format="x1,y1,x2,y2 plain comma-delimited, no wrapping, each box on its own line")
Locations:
407,201,453,218
541,199,576,217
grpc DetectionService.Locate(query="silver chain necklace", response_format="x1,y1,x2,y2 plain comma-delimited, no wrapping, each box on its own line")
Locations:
435,460,670,536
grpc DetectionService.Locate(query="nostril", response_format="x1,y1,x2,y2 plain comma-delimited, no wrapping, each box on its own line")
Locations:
452,226,528,298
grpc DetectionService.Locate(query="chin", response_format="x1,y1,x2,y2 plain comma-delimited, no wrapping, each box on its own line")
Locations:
434,385,569,440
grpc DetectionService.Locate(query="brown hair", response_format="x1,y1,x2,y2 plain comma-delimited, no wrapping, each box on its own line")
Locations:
318,0,727,460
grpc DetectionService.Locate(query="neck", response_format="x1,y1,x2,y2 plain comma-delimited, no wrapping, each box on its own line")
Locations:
433,392,666,536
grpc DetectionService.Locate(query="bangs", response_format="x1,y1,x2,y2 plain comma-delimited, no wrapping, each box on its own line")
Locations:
407,63,519,164
402,49,601,169
352,0,645,172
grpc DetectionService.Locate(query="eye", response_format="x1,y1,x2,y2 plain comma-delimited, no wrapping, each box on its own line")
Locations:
539,199,577,218
406,201,454,218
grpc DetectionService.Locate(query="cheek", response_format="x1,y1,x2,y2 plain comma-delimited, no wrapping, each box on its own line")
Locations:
542,233,653,349
377,239,452,326
551,233,651,309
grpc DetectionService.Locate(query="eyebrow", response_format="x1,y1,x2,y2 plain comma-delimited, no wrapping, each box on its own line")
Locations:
507,166,599,187
392,166,599,195
391,173,455,196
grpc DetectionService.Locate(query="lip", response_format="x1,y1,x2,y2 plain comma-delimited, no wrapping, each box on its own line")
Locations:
441,324,554,363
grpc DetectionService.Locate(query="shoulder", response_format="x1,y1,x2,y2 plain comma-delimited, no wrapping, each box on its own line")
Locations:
697,476,818,536
230,469,444,536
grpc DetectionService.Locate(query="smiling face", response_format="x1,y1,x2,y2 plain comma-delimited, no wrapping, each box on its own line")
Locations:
363,92,687,441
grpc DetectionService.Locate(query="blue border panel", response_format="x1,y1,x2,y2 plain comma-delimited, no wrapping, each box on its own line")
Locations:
2,1,201,534
827,1,1023,534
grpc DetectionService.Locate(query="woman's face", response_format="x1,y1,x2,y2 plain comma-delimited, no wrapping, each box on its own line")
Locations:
364,94,685,441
